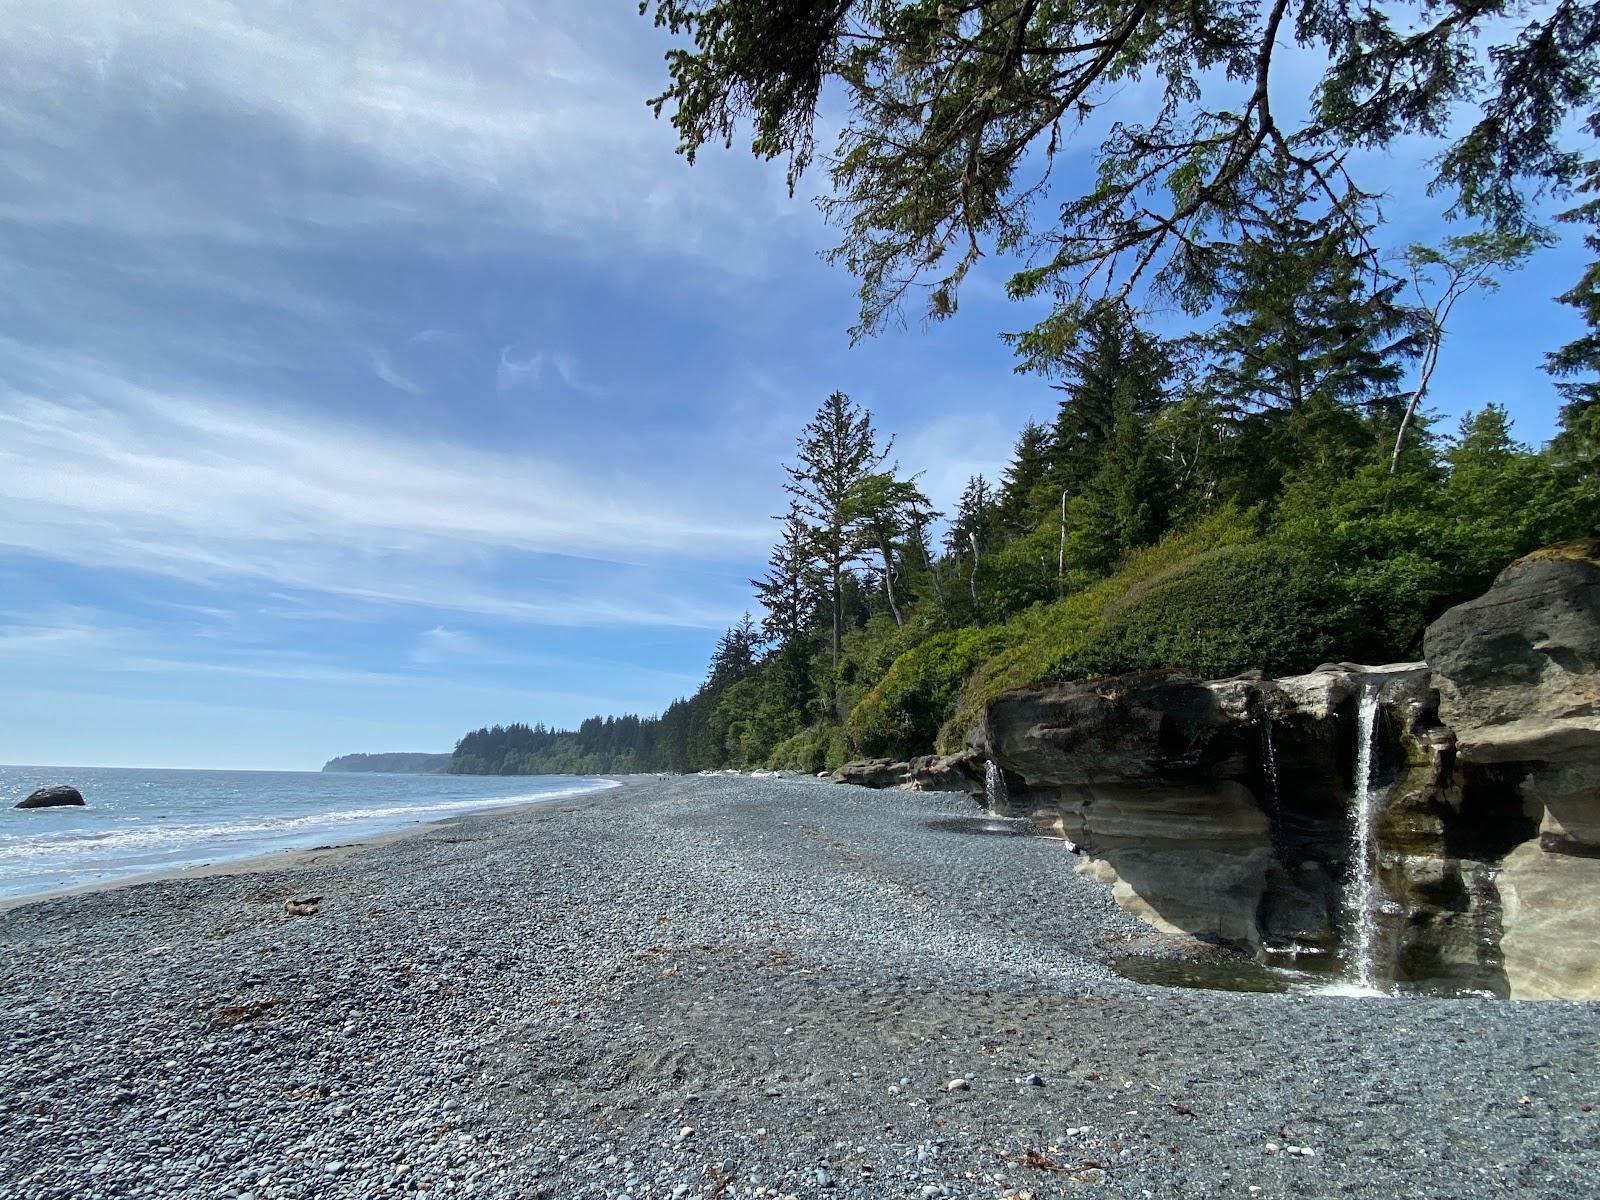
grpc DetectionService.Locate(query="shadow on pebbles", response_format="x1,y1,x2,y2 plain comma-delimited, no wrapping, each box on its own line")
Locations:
2,774,1596,1199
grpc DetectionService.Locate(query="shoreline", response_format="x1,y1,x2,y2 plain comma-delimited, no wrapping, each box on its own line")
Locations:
3,772,1595,1199
0,775,626,915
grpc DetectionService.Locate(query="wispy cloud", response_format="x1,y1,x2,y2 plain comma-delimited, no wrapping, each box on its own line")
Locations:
413,625,484,664
0,0,807,268
0,344,764,628
369,347,425,395
0,623,103,655
898,411,1018,516
495,345,599,395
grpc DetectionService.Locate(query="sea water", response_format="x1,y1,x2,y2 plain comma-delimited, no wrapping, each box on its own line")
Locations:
0,765,616,901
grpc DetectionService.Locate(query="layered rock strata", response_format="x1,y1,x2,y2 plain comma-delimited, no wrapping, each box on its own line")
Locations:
830,539,1600,999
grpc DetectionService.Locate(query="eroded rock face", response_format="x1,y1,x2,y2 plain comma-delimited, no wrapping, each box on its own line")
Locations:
15,785,85,810
976,660,1533,993
1497,842,1600,1000
903,751,986,798
981,672,1239,789
1426,540,1600,758
829,759,911,789
1426,540,1600,855
1423,540,1600,997
981,671,1285,952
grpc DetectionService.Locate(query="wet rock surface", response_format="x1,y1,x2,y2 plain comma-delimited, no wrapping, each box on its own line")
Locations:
2,775,1597,1199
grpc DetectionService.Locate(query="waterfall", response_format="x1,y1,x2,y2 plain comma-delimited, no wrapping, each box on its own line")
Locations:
984,760,1008,814
1260,700,1281,808
1341,684,1385,994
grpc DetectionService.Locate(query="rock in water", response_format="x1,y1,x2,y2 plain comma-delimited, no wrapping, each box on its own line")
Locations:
15,785,85,810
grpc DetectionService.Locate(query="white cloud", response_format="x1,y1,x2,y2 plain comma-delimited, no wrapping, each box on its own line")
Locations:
414,625,483,663
495,345,598,395
369,347,425,395
0,0,810,268
0,344,765,628
0,623,102,655
898,411,1018,517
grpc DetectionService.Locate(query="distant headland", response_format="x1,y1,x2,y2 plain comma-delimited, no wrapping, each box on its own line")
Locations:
320,752,451,774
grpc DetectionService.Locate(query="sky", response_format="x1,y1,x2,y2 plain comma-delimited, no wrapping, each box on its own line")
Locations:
0,1,1589,769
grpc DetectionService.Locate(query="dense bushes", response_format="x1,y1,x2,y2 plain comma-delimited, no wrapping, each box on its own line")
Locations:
847,626,1010,759
1058,543,1354,680
936,509,1260,746
767,725,847,773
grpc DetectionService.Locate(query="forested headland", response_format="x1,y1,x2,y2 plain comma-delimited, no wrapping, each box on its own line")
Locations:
449,0,1600,778
323,752,452,774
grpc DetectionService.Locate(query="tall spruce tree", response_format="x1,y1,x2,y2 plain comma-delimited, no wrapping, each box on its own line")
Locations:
947,474,997,609
752,501,817,645
785,392,889,664
1041,305,1170,499
1547,156,1600,469
946,475,996,558
995,420,1053,537
1192,206,1420,497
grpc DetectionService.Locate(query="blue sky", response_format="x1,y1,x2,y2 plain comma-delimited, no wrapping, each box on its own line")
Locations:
0,2,1588,769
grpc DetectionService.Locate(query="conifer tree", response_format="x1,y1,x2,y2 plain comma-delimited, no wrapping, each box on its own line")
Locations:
706,613,762,688
752,502,817,645
847,472,938,627
1547,156,1600,470
1043,305,1170,498
1192,205,1420,496
785,392,889,663
946,475,996,558
995,420,1053,537
947,475,998,609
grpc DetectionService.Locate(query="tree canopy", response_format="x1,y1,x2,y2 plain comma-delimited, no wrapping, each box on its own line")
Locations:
643,0,1600,339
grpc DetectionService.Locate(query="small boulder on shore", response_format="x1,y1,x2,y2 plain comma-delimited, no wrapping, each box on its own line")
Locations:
14,785,85,810
830,759,911,789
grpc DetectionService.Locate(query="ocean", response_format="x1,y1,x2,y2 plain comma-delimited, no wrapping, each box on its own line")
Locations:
0,765,616,902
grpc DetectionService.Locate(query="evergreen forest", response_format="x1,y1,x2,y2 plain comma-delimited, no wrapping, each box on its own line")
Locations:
449,0,1600,777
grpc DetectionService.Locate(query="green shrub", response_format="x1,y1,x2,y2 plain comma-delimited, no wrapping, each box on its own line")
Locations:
1060,542,1355,680
847,626,1011,759
974,529,1059,620
937,507,1261,745
768,725,847,773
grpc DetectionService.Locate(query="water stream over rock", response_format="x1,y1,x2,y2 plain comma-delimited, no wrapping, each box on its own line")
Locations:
1339,684,1386,995
983,759,1008,814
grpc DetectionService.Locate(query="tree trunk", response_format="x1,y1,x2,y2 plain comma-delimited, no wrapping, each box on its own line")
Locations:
1388,331,1440,483
1391,329,1440,475
921,536,945,604
830,561,841,664
968,532,980,608
1058,489,1067,581
880,541,903,626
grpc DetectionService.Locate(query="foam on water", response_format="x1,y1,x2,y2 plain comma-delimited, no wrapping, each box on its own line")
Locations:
0,766,618,900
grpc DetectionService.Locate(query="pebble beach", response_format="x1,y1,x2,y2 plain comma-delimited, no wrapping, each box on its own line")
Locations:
2,774,1596,1199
